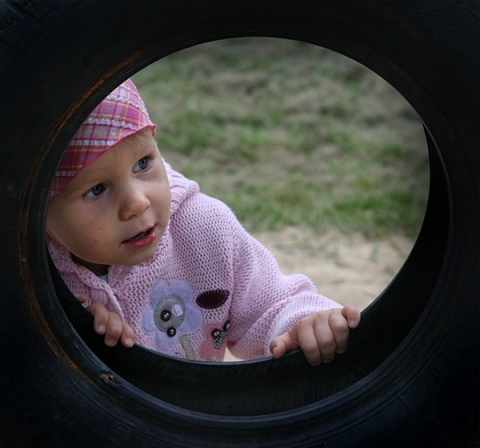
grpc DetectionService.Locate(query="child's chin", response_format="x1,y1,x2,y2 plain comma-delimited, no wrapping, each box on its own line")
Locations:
124,250,158,266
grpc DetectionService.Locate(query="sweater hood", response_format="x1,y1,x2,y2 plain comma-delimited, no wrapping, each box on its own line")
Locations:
164,161,199,216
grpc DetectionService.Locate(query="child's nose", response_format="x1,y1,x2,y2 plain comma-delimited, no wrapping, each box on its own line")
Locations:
119,186,150,220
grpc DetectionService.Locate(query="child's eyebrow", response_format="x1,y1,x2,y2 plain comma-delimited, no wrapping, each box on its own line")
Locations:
63,171,106,196
69,180,101,196
133,141,156,155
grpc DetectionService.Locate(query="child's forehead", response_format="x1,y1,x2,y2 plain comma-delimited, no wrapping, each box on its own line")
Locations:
64,148,121,190
63,133,152,191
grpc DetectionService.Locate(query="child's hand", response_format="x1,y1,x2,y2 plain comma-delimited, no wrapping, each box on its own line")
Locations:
75,294,135,348
270,306,360,366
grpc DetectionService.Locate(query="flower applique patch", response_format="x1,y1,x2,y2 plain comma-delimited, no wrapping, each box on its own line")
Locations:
141,280,203,359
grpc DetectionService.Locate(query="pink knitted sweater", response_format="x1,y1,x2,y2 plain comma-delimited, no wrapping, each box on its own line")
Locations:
48,164,341,362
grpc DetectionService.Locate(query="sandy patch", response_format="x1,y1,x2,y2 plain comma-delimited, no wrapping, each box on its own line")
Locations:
255,227,414,310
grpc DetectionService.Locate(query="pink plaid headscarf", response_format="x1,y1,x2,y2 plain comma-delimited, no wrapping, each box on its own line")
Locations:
50,79,156,200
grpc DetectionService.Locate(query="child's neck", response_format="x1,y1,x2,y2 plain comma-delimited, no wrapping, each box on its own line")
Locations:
72,254,108,276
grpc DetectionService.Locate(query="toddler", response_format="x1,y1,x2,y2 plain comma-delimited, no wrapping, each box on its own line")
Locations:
47,79,360,365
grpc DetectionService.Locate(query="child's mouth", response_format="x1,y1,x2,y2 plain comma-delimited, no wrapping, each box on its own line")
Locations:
127,230,150,242
122,227,157,247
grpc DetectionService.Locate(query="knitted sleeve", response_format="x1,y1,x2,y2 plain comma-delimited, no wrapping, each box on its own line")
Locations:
205,202,342,360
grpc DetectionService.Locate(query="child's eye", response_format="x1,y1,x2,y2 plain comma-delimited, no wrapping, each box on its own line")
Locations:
84,184,105,199
133,157,149,173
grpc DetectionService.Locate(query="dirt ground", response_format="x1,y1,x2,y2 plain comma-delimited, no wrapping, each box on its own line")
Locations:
225,228,414,361
254,227,414,311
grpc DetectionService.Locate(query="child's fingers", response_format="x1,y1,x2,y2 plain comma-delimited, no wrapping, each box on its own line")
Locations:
86,303,109,335
84,303,134,348
341,305,361,328
85,304,123,347
272,307,360,366
270,332,297,359
120,322,135,348
74,293,88,304
329,311,350,354
310,317,337,364
103,313,124,347
273,318,326,366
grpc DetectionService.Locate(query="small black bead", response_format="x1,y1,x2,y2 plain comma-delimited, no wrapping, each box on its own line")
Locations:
161,310,171,322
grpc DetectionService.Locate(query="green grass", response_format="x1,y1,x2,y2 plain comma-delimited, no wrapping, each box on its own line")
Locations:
134,38,429,239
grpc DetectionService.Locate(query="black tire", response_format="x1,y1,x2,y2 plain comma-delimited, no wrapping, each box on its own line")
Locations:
0,1,478,447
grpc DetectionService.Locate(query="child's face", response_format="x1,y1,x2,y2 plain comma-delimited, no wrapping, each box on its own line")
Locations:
47,129,171,275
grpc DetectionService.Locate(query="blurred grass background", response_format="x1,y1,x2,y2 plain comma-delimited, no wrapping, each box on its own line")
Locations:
134,38,429,240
